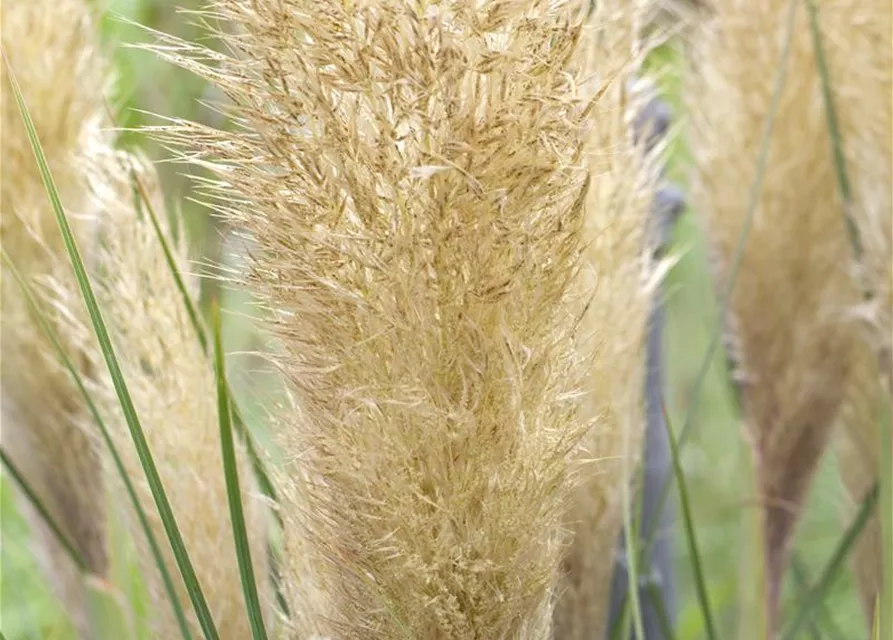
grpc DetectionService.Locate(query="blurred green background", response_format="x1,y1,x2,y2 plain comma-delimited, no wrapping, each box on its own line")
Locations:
0,1,866,638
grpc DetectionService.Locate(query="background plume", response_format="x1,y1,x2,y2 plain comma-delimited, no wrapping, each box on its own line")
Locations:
824,0,891,627
686,0,864,633
84,146,271,639
1,0,110,633
553,18,665,630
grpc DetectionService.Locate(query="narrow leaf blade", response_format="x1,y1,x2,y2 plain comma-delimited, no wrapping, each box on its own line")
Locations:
213,305,269,640
0,449,88,574
782,483,880,640
660,398,718,640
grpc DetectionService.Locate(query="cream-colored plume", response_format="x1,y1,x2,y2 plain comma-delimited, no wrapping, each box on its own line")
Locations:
554,4,661,638
1,0,109,633
143,0,664,635
83,146,271,638
835,340,885,629
687,0,867,633
828,0,892,367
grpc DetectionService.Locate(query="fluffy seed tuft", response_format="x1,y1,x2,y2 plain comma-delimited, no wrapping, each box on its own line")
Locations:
147,0,662,635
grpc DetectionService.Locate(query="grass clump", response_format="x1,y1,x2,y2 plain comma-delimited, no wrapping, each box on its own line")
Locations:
1,0,889,638
3,2,270,636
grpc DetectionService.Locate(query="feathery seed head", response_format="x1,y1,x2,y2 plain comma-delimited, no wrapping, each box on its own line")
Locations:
687,0,877,631
829,0,892,371
84,147,271,639
1,0,106,197
145,0,663,635
819,0,891,626
835,338,885,628
554,10,666,635
3,2,270,635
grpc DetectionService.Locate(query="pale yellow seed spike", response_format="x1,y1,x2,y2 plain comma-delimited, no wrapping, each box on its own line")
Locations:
833,0,892,585
554,2,660,636
835,340,884,631
3,1,271,636
830,0,891,618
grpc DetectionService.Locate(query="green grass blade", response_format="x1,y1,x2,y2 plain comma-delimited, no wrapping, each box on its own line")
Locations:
879,386,892,640
4,54,220,640
790,554,848,640
660,398,718,640
782,482,880,640
608,481,649,640
802,0,863,261
131,170,207,354
641,0,800,554
213,306,269,640
270,544,290,620
789,558,824,640
0,449,88,574
622,463,646,638
609,593,631,640
1,250,194,640
645,584,677,640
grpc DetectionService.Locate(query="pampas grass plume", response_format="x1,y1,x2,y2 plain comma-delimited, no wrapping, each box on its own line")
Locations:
3,1,270,635
84,147,271,639
554,4,662,638
687,0,866,633
822,0,891,626
835,341,885,629
142,0,664,635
